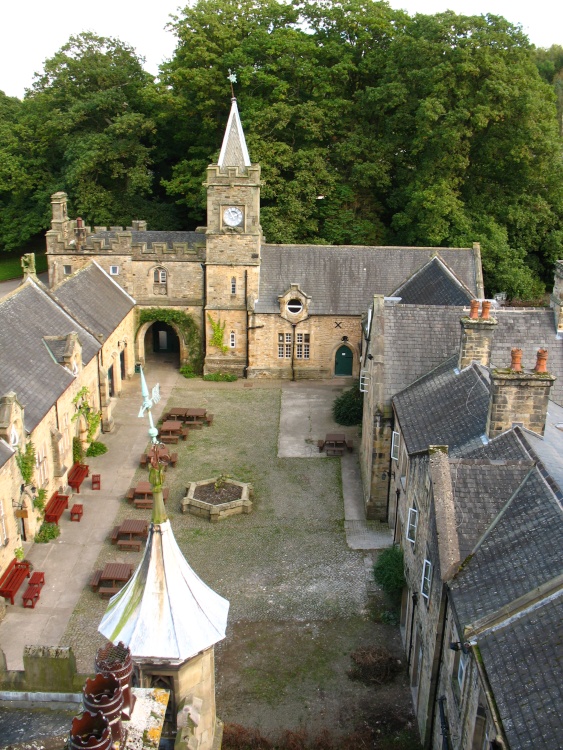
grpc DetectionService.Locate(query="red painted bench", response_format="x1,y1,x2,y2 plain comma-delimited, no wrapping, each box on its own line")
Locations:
0,559,31,605
68,462,89,493
22,584,41,608
70,504,83,521
44,491,69,524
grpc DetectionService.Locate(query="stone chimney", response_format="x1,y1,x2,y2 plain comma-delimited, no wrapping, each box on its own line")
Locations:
487,349,556,438
550,260,563,333
458,300,497,370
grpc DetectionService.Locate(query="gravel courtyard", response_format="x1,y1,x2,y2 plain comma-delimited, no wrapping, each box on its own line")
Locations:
60,378,416,742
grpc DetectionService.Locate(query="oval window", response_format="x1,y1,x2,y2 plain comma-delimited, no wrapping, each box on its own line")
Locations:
287,299,303,314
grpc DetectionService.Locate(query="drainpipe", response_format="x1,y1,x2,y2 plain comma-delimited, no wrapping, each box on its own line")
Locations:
437,697,451,750
201,263,207,358
407,592,419,670
427,592,449,749
244,270,249,377
291,323,296,381
393,488,401,543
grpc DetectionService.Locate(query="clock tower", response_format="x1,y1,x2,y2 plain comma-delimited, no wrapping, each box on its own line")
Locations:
203,97,262,375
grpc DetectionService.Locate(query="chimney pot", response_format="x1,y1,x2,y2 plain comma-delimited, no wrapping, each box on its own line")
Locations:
535,348,548,374
76,217,83,228
481,300,491,320
469,300,479,320
510,348,523,372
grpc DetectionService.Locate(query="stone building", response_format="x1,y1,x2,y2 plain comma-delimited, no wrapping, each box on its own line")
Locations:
0,260,136,582
385,306,563,749
45,98,482,381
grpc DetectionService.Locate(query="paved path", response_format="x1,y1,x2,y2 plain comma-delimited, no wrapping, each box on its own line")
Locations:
0,272,49,298
0,359,180,670
279,383,392,551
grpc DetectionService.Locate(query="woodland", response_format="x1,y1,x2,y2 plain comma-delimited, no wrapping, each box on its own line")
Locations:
1,0,562,299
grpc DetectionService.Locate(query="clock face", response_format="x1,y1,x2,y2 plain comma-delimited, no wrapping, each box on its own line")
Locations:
223,206,244,227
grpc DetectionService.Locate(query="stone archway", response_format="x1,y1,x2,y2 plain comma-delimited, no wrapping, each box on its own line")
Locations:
136,320,186,367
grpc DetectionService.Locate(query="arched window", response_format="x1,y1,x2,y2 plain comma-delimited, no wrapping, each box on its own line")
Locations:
153,267,168,295
231,277,236,294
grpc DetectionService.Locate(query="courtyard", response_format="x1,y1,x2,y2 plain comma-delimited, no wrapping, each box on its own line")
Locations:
1,364,417,746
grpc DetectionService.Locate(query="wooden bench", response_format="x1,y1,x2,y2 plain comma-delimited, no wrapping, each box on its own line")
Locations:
160,434,179,444
326,447,345,457
70,504,83,521
125,488,135,501
68,462,89,493
117,539,142,552
91,474,101,490
110,526,120,544
181,427,190,440
0,559,32,605
205,413,214,426
99,586,120,599
44,491,70,524
90,569,102,592
169,452,178,467
346,439,354,452
140,453,149,467
317,440,325,451
30,571,45,589
22,584,41,608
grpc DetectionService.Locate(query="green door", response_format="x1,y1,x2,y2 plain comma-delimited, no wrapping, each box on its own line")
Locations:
335,345,353,375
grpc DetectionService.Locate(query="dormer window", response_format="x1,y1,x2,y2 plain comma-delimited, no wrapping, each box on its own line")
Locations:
287,299,303,314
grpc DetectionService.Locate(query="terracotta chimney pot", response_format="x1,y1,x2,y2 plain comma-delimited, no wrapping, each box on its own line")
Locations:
469,300,479,320
76,217,83,228
510,348,523,372
481,300,491,320
535,348,548,374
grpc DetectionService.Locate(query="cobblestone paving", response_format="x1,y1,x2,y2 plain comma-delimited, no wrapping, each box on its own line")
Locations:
61,383,368,671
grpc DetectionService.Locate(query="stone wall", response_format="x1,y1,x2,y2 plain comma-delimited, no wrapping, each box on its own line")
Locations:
0,646,88,693
486,369,555,437
458,317,497,370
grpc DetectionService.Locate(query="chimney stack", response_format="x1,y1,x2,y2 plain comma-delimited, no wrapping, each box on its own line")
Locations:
550,260,563,333
458,300,497,370
487,349,556,438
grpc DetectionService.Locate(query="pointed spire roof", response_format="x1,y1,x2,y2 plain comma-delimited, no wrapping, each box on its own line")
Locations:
98,519,229,661
218,98,251,170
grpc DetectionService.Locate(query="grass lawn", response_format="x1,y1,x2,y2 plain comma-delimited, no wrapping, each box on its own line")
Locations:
0,241,47,281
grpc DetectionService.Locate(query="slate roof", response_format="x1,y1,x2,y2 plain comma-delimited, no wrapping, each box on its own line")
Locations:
85,231,205,250
449,460,533,560
477,592,563,750
491,308,563,406
42,336,70,364
383,304,465,403
461,429,531,461
390,256,473,306
0,440,14,471
393,359,490,455
0,279,100,432
449,469,563,631
53,262,135,339
520,401,563,494
256,245,479,314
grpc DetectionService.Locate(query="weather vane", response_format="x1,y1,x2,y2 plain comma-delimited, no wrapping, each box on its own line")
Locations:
227,69,237,98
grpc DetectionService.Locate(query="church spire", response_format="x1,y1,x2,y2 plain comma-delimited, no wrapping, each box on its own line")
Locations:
218,96,251,170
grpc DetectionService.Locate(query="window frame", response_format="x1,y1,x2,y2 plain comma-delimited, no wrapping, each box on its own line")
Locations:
63,265,72,275
287,299,303,314
421,558,432,600
109,265,119,276
391,431,400,461
406,506,418,544
230,277,236,295
153,267,167,284
229,331,236,349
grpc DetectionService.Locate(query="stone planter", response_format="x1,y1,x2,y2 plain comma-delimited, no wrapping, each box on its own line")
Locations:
182,478,253,522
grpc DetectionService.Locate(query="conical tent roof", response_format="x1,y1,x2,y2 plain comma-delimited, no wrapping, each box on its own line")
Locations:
98,519,229,661
218,97,251,169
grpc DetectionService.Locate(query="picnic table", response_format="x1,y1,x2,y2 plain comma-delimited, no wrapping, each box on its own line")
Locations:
114,519,148,551
159,420,188,444
140,445,178,467
91,562,133,598
126,481,169,509
318,433,352,456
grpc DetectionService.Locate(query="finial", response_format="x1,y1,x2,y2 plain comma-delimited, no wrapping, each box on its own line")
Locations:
227,69,237,98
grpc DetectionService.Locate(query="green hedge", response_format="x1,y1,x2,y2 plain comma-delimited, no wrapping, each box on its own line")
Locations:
332,386,363,425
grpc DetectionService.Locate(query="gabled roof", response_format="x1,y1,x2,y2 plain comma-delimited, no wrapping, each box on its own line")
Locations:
449,459,533,560
383,304,466,402
390,256,474,306
0,279,100,432
477,591,563,750
449,469,563,631
393,358,490,456
256,246,480,315
53,262,135,340
491,308,563,406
